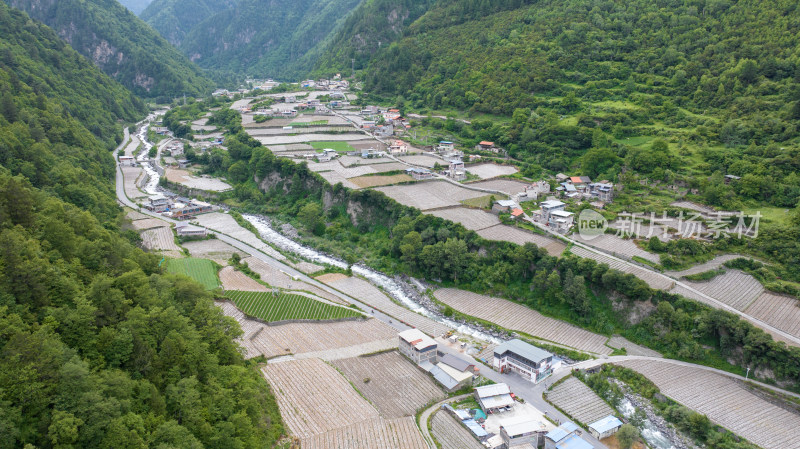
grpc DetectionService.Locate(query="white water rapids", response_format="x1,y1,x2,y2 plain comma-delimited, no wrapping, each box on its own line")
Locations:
619,398,678,449
243,214,503,344
135,114,162,195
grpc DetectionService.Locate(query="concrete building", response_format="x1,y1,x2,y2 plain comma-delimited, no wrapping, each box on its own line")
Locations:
169,199,213,219
540,200,566,220
176,222,207,238
147,194,171,212
549,210,575,232
493,339,554,384
398,329,437,365
501,419,549,448
406,167,434,180
588,415,623,439
492,199,517,214
588,182,614,202
437,141,455,152
475,383,515,413
448,160,466,181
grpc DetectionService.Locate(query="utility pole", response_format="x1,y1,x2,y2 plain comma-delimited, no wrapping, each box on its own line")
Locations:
745,367,751,380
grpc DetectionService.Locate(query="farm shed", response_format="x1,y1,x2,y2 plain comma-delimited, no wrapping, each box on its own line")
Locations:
492,199,517,214
500,419,549,448
493,339,555,384
398,329,438,365
588,415,623,439
475,383,515,413
545,422,592,449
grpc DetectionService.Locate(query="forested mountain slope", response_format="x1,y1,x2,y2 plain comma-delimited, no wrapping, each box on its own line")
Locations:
118,0,154,15
3,0,215,99
141,0,236,47
178,0,361,79
0,3,284,446
311,0,437,76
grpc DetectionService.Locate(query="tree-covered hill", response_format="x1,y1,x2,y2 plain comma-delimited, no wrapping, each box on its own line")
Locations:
0,3,284,446
141,0,236,47
177,0,361,80
311,0,437,77
118,0,155,15
3,0,215,100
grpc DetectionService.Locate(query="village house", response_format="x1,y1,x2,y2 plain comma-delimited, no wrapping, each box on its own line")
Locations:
119,155,135,166
398,329,438,365
443,405,489,441
475,141,502,153
437,141,455,152
146,194,171,212
492,199,518,214
360,105,379,115
588,182,614,202
175,222,207,238
588,415,623,439
545,422,592,449
448,160,466,181
493,339,556,384
168,198,214,219
519,180,550,201
389,140,409,155
500,419,550,448
475,383,515,413
419,354,475,393
406,167,434,180
510,208,524,220
539,199,566,220
570,176,592,191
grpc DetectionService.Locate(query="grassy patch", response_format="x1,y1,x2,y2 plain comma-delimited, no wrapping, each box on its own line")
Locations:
460,194,504,209
165,257,220,290
310,141,357,152
225,290,361,322
683,268,726,282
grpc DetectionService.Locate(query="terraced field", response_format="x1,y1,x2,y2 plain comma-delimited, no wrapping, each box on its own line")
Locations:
219,266,268,292
666,254,742,278
435,289,612,355
226,290,361,322
375,182,487,211
333,351,445,418
425,207,500,231
573,233,660,263
195,213,286,260
217,301,396,359
477,225,566,257
302,417,427,449
130,217,170,230
465,164,519,179
468,178,529,195
569,246,674,290
165,258,219,290
262,358,380,439
318,171,359,189
431,411,483,449
182,239,244,263
321,275,450,337
350,174,413,188
745,292,800,339
121,166,146,199
546,377,614,425
141,226,182,254
244,257,347,304
397,154,442,168
681,269,763,310
619,359,800,449
164,169,232,192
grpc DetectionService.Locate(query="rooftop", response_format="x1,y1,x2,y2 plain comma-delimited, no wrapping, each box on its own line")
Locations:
494,339,553,365
440,353,474,372
557,434,593,449
437,362,473,383
398,329,437,351
502,419,547,436
550,210,574,218
589,415,623,434
511,208,524,217
476,383,511,398
546,422,579,443
541,200,565,209
496,200,517,207
430,365,459,390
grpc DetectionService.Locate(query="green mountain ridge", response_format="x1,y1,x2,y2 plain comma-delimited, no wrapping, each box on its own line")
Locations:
118,0,154,15
4,0,215,99
0,2,283,446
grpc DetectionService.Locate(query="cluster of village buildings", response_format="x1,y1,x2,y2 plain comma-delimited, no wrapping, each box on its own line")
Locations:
398,330,624,449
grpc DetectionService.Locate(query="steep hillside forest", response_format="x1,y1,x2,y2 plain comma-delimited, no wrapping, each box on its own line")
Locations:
3,0,215,100
176,0,361,80
0,3,283,446
140,0,236,47
118,0,155,15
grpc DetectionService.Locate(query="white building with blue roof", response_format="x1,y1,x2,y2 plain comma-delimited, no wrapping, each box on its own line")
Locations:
588,415,623,439
545,422,594,449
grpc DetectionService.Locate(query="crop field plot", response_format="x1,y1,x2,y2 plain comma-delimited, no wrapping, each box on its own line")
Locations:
165,257,219,290
573,233,660,263
194,213,286,260
125,208,149,221
318,171,359,189
333,351,445,418
681,269,763,311
397,154,442,168
262,358,380,439
225,290,361,322
477,225,566,257
322,276,451,337
291,261,324,274
435,289,612,355
308,160,344,172
350,174,413,188
619,359,800,449
141,227,182,254
255,133,371,146
244,257,347,304
425,207,500,231
431,411,483,449
266,143,314,152
606,336,661,357
122,166,147,200
217,301,396,358
546,377,615,425
569,246,674,290
339,155,395,166
745,292,800,339
467,178,529,195
130,217,170,231
302,416,428,449
465,164,519,179
182,239,244,263
310,141,358,152
164,168,232,192
375,181,486,211
122,135,140,157
219,266,267,292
